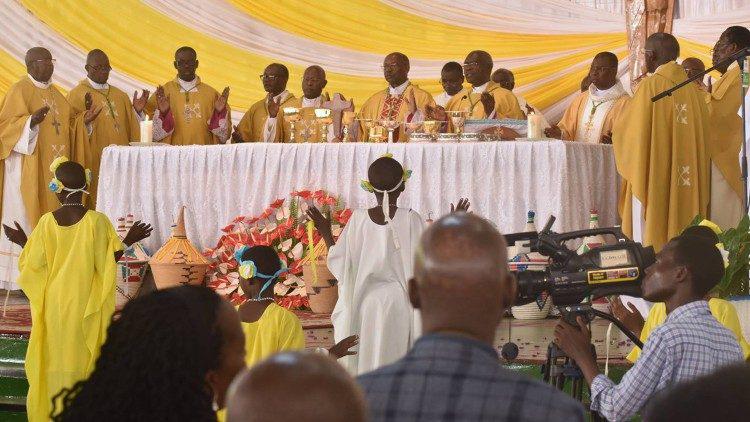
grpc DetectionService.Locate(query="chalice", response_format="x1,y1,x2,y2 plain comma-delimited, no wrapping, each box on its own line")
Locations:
446,110,468,134
422,120,440,136
283,107,300,142
356,118,374,142
314,108,333,142
379,119,401,143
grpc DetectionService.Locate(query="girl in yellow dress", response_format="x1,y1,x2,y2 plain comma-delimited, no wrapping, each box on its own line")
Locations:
2,157,152,421
233,245,357,367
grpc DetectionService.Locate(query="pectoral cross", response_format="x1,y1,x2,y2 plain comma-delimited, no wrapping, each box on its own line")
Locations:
42,98,61,135
51,119,61,135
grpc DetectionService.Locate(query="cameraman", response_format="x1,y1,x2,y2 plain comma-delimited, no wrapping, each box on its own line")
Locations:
553,235,744,421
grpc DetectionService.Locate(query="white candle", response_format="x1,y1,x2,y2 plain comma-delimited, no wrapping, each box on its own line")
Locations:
527,112,543,139
140,118,153,143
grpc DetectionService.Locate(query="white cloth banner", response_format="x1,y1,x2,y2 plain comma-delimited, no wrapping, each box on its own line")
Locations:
97,142,619,252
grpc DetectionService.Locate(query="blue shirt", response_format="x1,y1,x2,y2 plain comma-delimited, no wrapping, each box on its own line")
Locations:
590,300,744,421
358,333,584,421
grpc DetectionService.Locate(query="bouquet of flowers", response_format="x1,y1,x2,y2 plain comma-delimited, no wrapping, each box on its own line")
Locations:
205,190,352,309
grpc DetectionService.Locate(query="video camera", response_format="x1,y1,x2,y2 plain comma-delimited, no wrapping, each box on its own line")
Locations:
505,215,655,314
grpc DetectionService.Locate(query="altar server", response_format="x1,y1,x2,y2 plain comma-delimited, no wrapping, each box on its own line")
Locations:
0,47,96,291
2,158,151,422
545,52,629,144
67,49,148,206
148,46,230,145
233,63,296,143
308,156,469,374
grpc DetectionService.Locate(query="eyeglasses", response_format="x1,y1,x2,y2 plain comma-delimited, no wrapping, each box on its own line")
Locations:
259,74,281,81
30,58,56,64
462,61,480,69
88,65,111,72
174,59,196,66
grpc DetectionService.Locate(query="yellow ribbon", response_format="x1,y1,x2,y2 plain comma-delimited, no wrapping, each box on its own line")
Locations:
306,220,319,286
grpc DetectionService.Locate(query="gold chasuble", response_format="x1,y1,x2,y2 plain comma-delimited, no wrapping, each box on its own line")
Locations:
68,80,139,206
706,64,744,229
237,93,297,142
147,78,230,145
556,84,630,143
445,81,525,120
357,83,434,142
614,62,711,251
0,76,82,227
281,96,330,143
19,211,123,422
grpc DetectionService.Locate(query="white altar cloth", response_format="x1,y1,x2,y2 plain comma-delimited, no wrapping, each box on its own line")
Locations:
97,141,619,252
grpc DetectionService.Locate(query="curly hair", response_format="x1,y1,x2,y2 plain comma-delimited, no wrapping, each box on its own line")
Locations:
51,286,225,422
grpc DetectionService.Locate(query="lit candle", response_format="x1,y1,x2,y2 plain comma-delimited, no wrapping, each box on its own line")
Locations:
140,117,153,143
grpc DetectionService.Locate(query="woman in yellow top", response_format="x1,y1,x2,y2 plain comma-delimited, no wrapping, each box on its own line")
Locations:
612,223,750,362
2,157,152,422
233,245,358,367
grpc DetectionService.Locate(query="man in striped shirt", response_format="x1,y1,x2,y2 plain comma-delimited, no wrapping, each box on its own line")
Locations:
554,234,744,421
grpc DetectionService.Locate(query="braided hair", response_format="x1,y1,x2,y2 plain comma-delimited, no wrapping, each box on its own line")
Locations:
51,286,225,422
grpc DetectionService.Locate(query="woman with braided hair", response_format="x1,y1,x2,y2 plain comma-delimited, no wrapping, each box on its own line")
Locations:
51,286,246,421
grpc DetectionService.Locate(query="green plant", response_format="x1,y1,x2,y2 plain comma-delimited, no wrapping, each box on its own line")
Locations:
688,215,750,297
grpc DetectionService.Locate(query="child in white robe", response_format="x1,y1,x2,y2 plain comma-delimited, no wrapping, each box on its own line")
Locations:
308,156,468,374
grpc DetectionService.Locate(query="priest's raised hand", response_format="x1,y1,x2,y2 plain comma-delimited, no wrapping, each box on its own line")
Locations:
480,92,495,116
132,89,150,114
267,94,281,118
29,105,50,128
155,85,170,114
215,86,230,112
83,92,104,125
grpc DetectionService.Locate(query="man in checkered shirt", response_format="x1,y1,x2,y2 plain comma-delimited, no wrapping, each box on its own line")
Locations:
555,234,744,421
357,213,585,421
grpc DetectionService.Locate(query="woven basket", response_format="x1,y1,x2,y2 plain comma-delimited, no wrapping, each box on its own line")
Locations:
150,207,209,290
115,261,147,309
302,258,338,313
511,298,553,320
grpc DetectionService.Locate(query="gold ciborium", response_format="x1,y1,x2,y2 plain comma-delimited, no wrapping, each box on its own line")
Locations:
446,110,468,134
422,120,440,136
314,108,332,142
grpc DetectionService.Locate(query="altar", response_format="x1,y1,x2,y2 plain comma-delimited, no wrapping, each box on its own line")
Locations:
97,141,619,251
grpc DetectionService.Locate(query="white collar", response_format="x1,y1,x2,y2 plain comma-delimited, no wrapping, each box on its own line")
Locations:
302,96,323,108
589,80,626,101
87,77,109,90
271,90,290,103
388,80,410,96
28,74,51,89
177,76,198,92
472,81,489,94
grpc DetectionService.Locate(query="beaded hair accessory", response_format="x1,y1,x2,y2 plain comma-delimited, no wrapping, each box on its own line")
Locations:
234,246,289,299
48,156,92,197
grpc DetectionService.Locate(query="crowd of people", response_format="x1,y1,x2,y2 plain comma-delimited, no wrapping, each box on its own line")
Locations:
1,16,750,422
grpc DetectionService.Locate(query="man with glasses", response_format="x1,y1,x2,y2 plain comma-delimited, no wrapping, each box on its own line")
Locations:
148,46,230,146
445,51,524,121
434,62,463,108
545,52,629,144
67,49,149,206
0,47,99,291
233,63,296,143
705,26,750,230
356,52,435,142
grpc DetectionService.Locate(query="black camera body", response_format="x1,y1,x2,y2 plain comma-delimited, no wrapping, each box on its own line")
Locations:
505,216,656,308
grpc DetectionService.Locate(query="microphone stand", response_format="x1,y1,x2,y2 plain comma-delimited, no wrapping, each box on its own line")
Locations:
652,47,750,214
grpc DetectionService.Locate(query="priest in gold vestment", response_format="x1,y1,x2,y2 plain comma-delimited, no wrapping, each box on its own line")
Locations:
281,65,342,143
614,34,711,252
0,48,97,290
68,49,149,206
445,51,524,121
356,53,435,142
148,46,230,145
546,52,629,144
233,63,297,143
705,27,750,229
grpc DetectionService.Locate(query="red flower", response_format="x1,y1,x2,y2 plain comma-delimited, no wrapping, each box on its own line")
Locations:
294,190,312,200
270,198,284,209
312,190,326,200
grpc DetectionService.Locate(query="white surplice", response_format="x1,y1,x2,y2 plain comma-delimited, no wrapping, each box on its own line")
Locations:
327,207,425,374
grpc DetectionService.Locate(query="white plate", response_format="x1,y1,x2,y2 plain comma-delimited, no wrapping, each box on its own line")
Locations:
129,142,169,147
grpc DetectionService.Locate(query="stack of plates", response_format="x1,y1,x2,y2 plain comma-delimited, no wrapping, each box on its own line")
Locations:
409,133,434,143
436,133,460,143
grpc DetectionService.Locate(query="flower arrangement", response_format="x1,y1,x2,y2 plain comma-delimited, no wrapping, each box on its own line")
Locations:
688,215,750,297
205,190,352,309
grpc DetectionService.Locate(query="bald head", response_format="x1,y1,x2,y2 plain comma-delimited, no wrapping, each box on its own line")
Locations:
302,65,327,99
85,49,111,84
492,68,514,90
645,33,680,73
464,50,493,86
25,47,54,83
410,213,515,344
226,352,366,422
